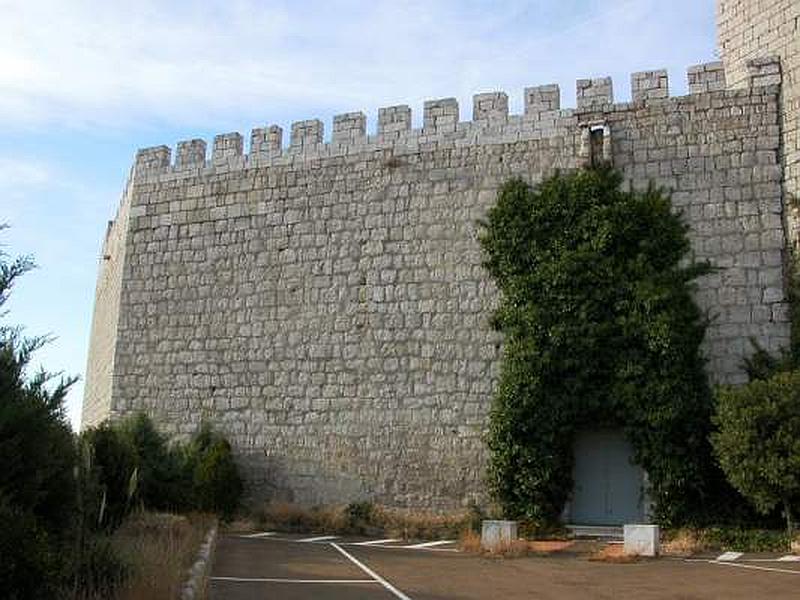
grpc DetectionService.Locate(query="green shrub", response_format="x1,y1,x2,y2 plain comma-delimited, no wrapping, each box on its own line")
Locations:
81,422,138,529
345,501,375,533
120,413,192,512
703,526,791,553
0,498,61,600
713,370,800,534
83,415,242,520
67,534,130,598
478,169,730,526
0,335,77,537
187,424,243,519
0,230,78,597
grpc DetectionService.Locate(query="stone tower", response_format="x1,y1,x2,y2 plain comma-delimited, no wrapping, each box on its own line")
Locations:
717,0,800,241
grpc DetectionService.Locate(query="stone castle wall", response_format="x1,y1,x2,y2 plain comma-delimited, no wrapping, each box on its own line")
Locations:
82,62,791,508
718,0,800,241
82,173,135,429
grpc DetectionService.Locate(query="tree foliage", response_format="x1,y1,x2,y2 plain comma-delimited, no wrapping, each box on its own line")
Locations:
80,422,138,529
83,415,244,521
187,424,244,519
713,370,800,534
119,412,191,512
0,229,78,597
0,228,243,598
478,169,723,525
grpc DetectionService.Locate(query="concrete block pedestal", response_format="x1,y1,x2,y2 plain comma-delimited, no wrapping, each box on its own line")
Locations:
623,524,660,557
481,520,518,551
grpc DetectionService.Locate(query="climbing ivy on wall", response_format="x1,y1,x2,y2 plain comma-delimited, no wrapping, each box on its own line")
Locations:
479,168,724,526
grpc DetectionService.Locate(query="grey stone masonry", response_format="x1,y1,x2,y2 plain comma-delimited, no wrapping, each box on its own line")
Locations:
717,0,799,245
473,92,509,122
378,105,412,138
688,61,727,94
423,98,459,132
747,56,782,89
212,133,244,164
290,119,323,151
135,145,171,171
576,77,613,110
251,125,283,158
631,69,669,101
176,139,207,168
332,112,367,145
525,84,561,116
84,64,792,510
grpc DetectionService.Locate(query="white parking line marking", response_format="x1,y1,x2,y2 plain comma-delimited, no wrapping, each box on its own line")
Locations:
403,540,454,549
739,556,800,563
354,538,402,546
212,576,377,584
331,542,414,600
298,535,339,543
241,532,276,538
684,558,800,575
716,551,743,562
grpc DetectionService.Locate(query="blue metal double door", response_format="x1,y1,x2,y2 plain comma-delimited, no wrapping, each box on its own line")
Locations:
570,429,646,526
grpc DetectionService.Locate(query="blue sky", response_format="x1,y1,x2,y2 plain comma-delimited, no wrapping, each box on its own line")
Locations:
0,0,717,431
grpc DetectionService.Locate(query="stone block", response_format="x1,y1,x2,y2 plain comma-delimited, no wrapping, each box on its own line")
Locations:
332,112,367,144
473,92,508,122
135,145,171,172
688,62,726,94
576,77,613,110
251,125,283,157
623,524,659,557
481,520,518,551
524,84,560,116
378,105,411,136
747,56,782,88
290,119,324,150
176,139,207,168
212,132,243,164
424,98,459,131
632,69,669,101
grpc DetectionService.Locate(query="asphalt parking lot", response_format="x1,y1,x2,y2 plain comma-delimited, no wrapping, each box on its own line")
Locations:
210,532,800,599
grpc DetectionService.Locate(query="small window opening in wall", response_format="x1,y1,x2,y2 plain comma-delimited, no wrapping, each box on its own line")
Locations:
589,127,605,168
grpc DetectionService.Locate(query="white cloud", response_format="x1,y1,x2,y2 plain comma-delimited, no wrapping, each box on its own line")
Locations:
0,157,52,188
0,0,715,132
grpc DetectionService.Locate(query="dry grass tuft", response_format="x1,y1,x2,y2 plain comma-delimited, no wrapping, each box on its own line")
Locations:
223,517,259,534
487,539,532,558
373,505,474,540
256,502,347,534
458,530,574,558
113,511,216,600
459,528,483,553
255,501,475,540
588,542,641,563
661,528,706,556
528,540,574,553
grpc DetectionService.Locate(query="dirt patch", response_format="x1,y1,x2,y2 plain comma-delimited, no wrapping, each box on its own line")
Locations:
587,542,643,563
528,540,575,553
458,529,576,558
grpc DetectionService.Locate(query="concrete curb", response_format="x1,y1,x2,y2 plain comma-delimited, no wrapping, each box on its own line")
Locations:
180,524,218,600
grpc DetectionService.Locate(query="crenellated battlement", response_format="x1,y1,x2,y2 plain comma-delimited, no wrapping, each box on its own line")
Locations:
133,60,782,180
